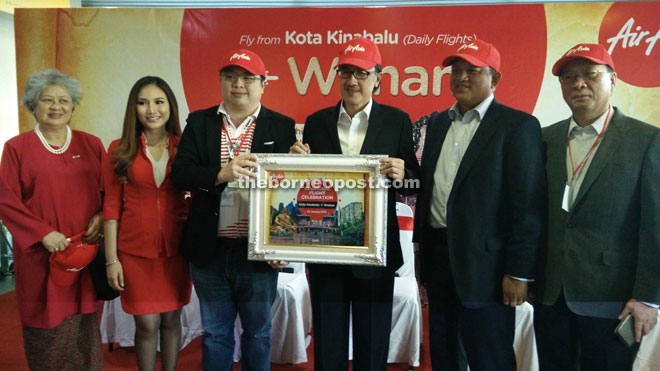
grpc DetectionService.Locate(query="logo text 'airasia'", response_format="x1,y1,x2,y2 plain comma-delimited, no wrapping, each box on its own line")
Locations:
457,42,479,52
344,44,366,54
565,45,590,56
229,53,251,62
607,17,660,57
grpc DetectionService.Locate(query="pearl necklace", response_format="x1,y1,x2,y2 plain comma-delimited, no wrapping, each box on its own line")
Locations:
34,124,72,155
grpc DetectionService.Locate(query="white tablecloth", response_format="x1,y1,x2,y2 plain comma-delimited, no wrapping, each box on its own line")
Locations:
100,287,203,350
100,271,312,365
634,311,660,371
507,303,660,371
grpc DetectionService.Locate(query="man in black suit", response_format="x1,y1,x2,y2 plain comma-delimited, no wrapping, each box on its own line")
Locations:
412,39,545,371
171,49,295,371
290,37,419,370
535,43,660,371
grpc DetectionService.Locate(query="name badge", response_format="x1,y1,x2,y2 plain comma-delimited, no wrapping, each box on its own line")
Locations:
561,182,572,212
221,187,236,207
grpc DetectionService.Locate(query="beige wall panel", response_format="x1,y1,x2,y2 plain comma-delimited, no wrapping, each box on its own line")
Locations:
16,8,189,148
14,9,58,133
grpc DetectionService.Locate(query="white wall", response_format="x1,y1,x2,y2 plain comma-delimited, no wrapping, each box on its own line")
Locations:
0,11,18,159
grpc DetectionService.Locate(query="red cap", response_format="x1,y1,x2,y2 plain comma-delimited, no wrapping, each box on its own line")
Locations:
442,39,501,72
49,231,100,287
219,49,266,78
337,37,382,70
552,43,616,76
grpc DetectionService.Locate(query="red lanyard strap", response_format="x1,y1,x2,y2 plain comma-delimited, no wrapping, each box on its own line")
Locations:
222,115,254,159
566,106,611,179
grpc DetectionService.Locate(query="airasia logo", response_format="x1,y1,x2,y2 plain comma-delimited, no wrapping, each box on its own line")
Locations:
269,171,285,185
564,45,590,56
345,44,366,54
229,53,251,61
606,18,660,57
457,42,479,52
599,2,660,87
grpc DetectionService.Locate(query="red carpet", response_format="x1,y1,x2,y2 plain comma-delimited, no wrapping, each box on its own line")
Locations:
0,289,431,370
0,290,28,371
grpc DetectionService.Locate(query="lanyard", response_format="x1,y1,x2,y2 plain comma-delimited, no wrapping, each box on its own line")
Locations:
222,115,254,160
566,106,611,181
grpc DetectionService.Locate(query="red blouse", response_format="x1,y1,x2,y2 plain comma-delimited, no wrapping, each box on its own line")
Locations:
103,134,188,259
0,130,104,328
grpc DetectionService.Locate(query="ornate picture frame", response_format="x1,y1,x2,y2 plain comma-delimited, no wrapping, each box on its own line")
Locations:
247,154,388,266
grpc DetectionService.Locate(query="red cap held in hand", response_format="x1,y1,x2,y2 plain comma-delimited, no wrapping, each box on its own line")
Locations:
49,231,99,287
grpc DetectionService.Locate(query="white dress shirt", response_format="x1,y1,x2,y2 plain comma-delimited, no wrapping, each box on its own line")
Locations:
337,99,372,155
216,102,261,237
429,94,495,228
565,106,610,207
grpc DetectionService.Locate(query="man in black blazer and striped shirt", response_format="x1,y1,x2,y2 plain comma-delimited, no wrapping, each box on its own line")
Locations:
172,49,295,371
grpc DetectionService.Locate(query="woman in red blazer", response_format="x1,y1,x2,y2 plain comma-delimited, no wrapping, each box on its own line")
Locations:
103,76,191,371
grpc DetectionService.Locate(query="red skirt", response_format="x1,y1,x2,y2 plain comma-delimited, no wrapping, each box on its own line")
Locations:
118,251,192,315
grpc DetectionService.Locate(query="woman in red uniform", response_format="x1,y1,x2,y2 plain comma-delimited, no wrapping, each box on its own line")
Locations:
0,69,105,370
103,76,191,371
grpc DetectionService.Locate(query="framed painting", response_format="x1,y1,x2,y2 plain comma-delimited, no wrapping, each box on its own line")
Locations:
246,154,388,266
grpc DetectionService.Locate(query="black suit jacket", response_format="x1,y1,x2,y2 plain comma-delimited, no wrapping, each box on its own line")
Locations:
303,100,420,279
413,99,546,306
539,107,660,318
171,105,296,268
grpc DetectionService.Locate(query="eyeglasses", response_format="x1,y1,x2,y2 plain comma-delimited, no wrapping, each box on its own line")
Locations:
220,72,262,84
559,69,610,84
337,69,376,80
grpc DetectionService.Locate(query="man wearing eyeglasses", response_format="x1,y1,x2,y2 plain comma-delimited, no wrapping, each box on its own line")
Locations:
289,37,419,370
172,48,295,371
413,39,545,371
534,43,660,370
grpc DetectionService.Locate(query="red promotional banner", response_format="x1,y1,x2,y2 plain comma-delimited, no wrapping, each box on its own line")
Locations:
180,6,547,123
12,2,660,142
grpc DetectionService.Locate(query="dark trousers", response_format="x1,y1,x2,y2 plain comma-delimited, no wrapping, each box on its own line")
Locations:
309,265,395,371
534,295,639,371
426,227,516,371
